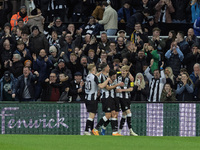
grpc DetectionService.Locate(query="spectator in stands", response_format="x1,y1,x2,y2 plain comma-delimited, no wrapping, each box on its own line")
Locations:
41,72,61,101
0,71,15,101
171,0,191,23
92,1,105,20
116,36,126,56
126,8,150,35
121,41,136,61
190,63,200,100
87,49,98,64
149,27,166,59
71,0,84,22
10,5,28,30
131,73,149,101
98,32,110,51
79,56,88,80
0,23,16,45
47,17,66,37
160,83,176,101
21,30,30,49
164,30,176,54
135,0,157,14
130,23,148,44
79,16,96,35
26,8,45,33
195,71,200,101
193,17,200,36
117,30,128,42
29,26,49,55
185,28,199,48
0,0,13,31
66,53,81,77
15,26,22,41
6,54,24,79
183,44,200,74
164,67,176,89
118,1,136,23
12,67,39,101
148,45,160,73
51,58,72,81
69,72,85,101
54,0,71,22
96,1,118,36
130,48,152,76
47,31,60,48
191,0,200,23
176,31,190,57
32,49,53,100
145,61,166,102
165,41,184,77
154,0,175,23
176,72,194,101
1,39,13,70
14,39,32,63
48,45,62,68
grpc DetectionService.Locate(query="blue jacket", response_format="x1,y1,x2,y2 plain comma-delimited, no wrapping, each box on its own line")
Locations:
191,3,200,23
118,7,136,22
0,74,15,101
193,17,200,36
33,56,53,82
190,72,199,97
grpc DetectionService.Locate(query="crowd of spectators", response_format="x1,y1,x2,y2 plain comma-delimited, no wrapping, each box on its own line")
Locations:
0,0,200,102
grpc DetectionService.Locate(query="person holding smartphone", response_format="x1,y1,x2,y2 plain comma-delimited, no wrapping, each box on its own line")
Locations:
131,73,149,101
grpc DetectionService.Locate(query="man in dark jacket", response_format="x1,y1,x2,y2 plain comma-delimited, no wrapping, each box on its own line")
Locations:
51,58,72,81
7,54,24,79
0,71,15,101
126,9,150,35
69,72,85,101
47,17,67,36
29,25,49,55
12,66,39,101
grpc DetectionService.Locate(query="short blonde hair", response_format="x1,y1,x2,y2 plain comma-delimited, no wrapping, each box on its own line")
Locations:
121,65,130,71
87,63,96,71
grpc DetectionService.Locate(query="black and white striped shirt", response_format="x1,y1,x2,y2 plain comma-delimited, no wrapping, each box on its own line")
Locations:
99,73,109,99
116,74,132,99
144,67,166,102
85,73,99,101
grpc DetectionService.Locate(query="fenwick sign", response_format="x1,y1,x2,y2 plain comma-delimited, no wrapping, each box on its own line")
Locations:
0,107,69,134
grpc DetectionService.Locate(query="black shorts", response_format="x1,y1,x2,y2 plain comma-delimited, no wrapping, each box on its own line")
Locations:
114,97,120,112
119,98,131,112
85,100,98,113
102,97,115,113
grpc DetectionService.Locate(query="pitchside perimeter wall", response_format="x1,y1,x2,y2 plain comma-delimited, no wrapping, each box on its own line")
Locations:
0,102,199,136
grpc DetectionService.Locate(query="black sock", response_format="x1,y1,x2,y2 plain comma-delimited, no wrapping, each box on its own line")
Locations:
119,116,126,130
90,120,94,131
103,119,110,128
127,116,132,129
95,116,108,130
85,118,93,132
111,118,118,132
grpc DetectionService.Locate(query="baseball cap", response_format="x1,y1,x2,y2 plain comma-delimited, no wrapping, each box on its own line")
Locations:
74,72,82,76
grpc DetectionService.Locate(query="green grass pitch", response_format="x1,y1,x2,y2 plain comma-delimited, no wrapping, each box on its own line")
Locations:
0,135,200,150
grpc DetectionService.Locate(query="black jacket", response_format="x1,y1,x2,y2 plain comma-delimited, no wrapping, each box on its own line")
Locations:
131,85,149,101
69,80,85,101
14,73,38,100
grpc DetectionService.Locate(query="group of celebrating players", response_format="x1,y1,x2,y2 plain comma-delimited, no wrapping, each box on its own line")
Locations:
84,62,138,136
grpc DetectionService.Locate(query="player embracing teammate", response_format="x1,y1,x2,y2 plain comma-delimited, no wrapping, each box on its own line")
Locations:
84,63,138,136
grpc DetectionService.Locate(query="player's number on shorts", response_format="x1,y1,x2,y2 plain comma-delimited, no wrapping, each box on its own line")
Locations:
85,81,91,90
